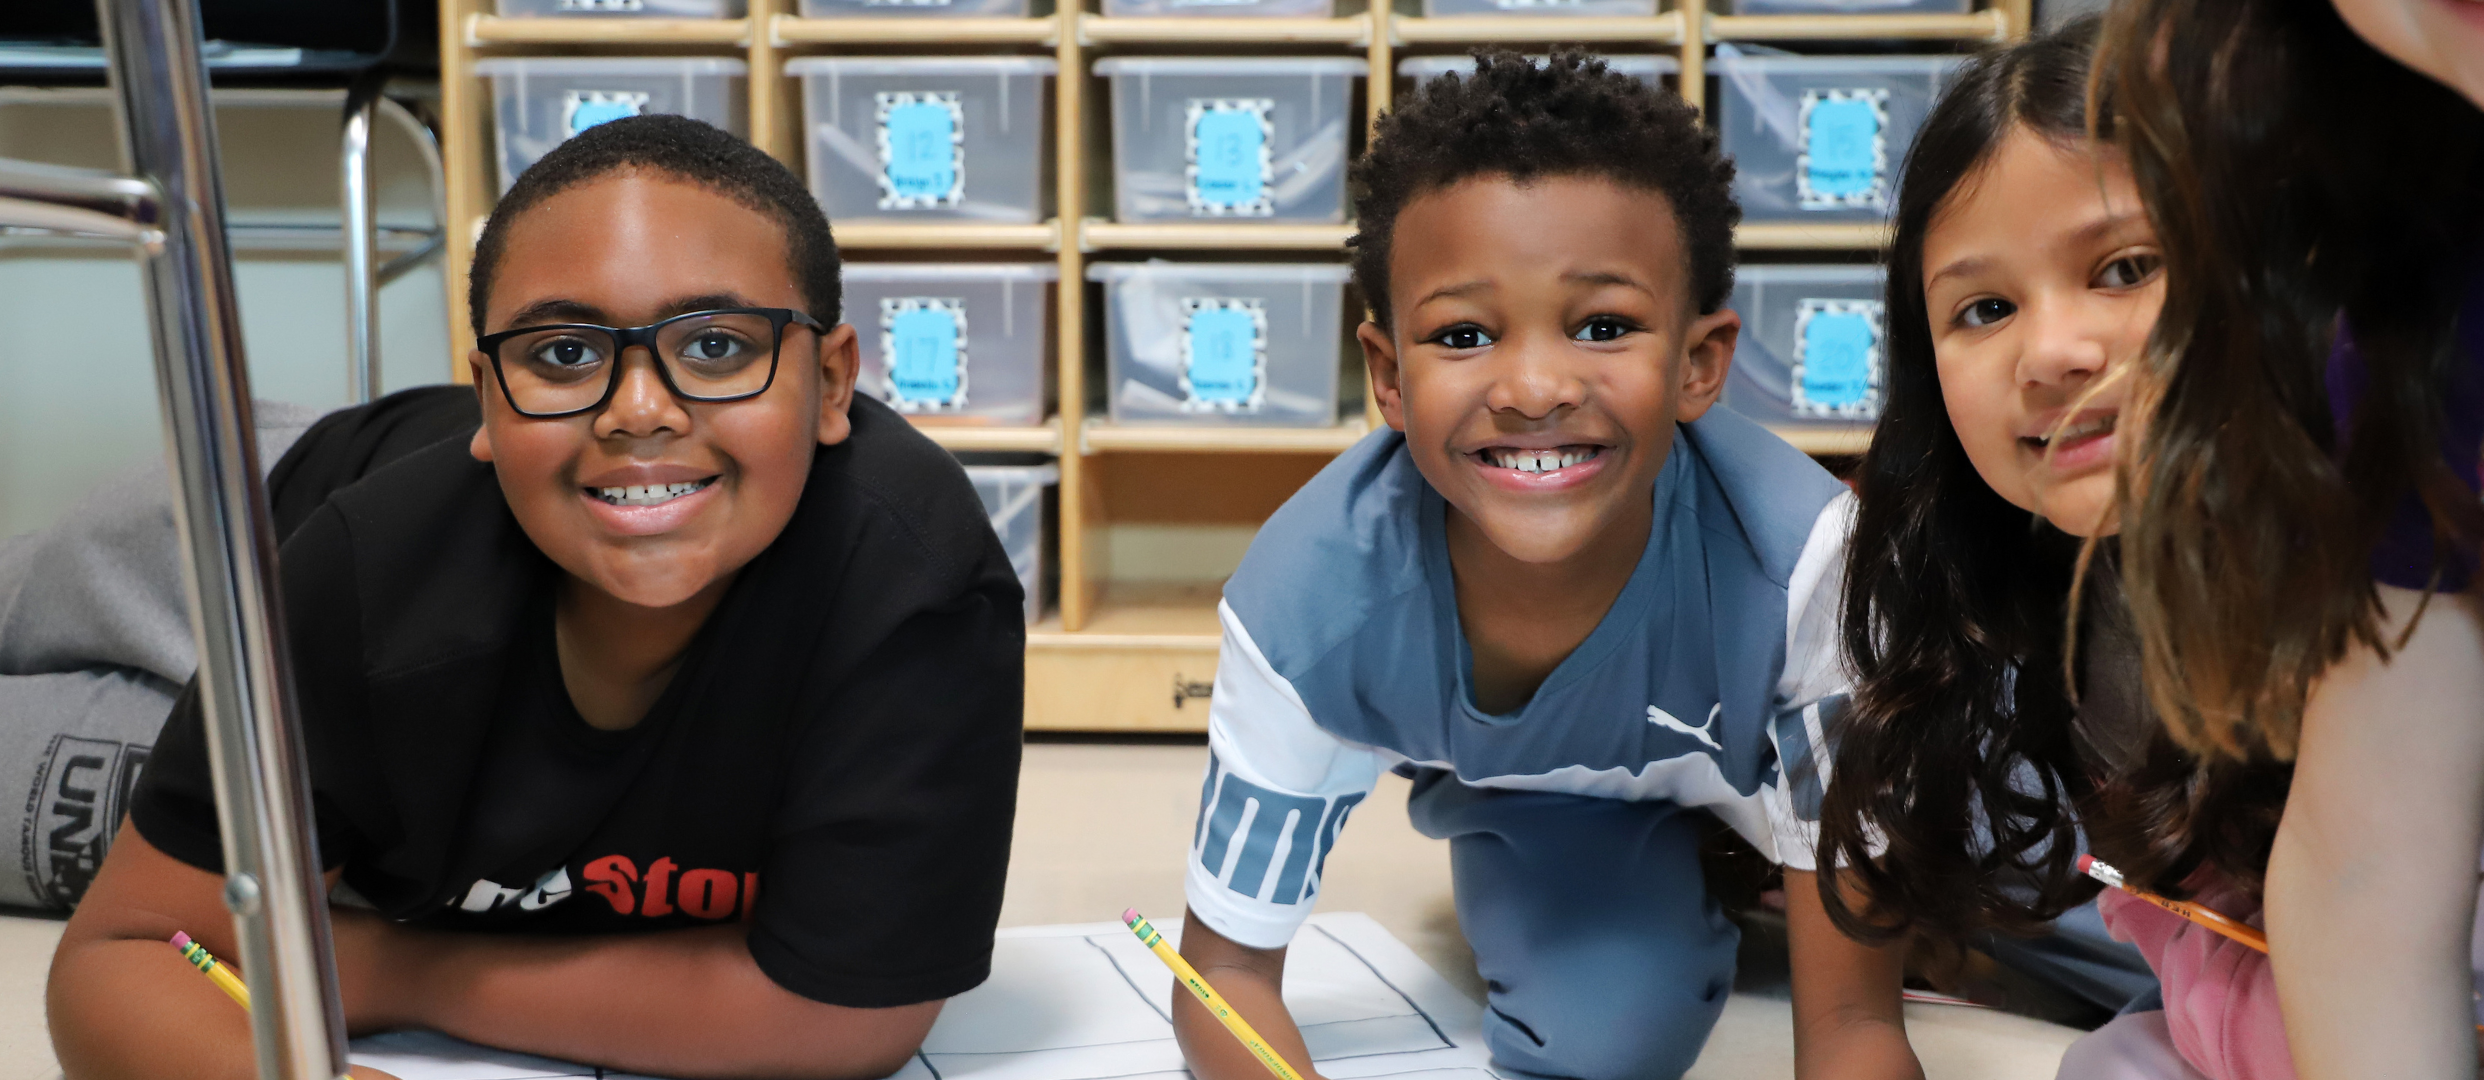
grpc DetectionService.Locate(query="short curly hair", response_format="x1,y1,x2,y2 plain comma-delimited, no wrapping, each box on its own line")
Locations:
1349,50,1740,330
468,114,841,340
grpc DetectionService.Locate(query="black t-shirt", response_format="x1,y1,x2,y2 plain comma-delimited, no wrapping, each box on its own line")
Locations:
133,389,1026,1008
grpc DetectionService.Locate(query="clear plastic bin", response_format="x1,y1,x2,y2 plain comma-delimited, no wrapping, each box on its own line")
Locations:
1727,0,1966,14
1094,57,1363,224
965,463,1056,626
799,0,1028,18
494,0,746,15
1422,0,1654,18
1721,264,1887,428
789,57,1054,224
843,263,1056,426
476,57,747,193
1712,49,1961,223
1091,261,1351,427
1397,54,1676,91
1102,0,1330,18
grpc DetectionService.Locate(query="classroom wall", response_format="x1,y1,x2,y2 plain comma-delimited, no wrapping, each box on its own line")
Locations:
0,93,453,541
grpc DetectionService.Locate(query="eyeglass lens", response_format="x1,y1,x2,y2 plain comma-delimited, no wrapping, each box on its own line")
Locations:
495,312,780,414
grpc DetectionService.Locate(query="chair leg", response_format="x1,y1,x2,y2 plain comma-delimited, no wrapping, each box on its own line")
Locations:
341,75,383,403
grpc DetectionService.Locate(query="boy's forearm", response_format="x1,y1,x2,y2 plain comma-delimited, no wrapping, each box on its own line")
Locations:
1171,909,1323,1080
390,923,939,1080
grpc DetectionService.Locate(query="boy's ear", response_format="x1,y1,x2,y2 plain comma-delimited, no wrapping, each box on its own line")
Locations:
813,321,861,447
1356,320,1407,432
1672,307,1739,424
466,351,496,463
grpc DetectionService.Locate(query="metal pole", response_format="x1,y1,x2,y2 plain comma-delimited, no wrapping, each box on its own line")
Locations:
341,77,382,404
94,1,352,1078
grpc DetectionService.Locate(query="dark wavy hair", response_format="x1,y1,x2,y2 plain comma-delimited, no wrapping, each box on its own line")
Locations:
467,114,842,340
1347,50,1739,329
2097,0,2484,761
1814,20,2290,942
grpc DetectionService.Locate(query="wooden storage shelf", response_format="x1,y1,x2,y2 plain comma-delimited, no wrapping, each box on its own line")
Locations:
465,14,753,44
1081,220,1354,251
1391,12,1686,43
1083,420,1373,454
772,14,1058,44
1079,14,1371,44
1768,424,1873,456
1734,221,1892,250
915,420,1067,454
1026,585,1222,732
834,221,1062,250
1705,10,2010,40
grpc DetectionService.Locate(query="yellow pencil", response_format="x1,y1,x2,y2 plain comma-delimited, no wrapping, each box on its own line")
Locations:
170,931,251,1010
1122,909,1307,1080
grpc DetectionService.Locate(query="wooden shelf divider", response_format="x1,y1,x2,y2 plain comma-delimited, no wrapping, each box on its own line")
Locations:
1082,420,1372,454
1391,11,1685,43
466,13,754,44
1706,9,2008,40
772,14,1059,44
834,220,1062,250
1080,219,1354,251
1733,221,1893,250
1080,14,1370,43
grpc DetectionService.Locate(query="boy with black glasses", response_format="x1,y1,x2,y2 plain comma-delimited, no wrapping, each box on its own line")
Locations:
49,115,1024,1080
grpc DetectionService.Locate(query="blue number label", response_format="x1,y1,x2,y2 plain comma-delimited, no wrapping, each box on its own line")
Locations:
1181,298,1266,412
1798,90,1889,211
1187,100,1274,217
563,90,648,139
1793,299,1881,419
881,298,968,411
878,92,963,210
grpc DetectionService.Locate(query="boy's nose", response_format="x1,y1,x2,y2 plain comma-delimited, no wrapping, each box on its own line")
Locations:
1485,336,1590,419
594,347,693,439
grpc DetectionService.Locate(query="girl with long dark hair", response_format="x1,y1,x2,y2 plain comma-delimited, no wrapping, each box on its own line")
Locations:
2094,0,2484,1073
1787,20,2295,1079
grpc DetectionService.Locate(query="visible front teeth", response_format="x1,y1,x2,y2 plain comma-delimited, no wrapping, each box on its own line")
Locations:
592,478,715,506
2034,414,2116,447
1486,447,1599,474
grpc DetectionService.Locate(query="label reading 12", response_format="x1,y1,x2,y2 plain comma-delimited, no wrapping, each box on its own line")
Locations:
1791,298,1882,420
881,297,969,411
1797,89,1890,211
1186,100,1275,217
563,90,649,139
877,92,965,210
1181,298,1268,412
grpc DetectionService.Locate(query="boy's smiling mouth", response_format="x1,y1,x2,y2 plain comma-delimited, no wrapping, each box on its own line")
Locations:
1466,440,1614,492
1480,445,1604,474
589,477,719,507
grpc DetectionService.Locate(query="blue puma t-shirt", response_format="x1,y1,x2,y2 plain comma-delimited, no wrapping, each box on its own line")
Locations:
1185,407,1857,949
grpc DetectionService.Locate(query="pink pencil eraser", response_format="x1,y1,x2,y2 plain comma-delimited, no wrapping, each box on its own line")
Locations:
170,931,192,950
1122,908,1140,924
2075,854,2095,875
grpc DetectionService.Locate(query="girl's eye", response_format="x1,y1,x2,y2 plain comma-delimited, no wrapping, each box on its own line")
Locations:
1431,325,1494,350
1957,297,2016,329
2094,252,2163,290
1573,316,1635,343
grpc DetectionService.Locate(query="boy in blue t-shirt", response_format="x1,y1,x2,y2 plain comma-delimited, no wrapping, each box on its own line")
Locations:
1173,52,1854,1080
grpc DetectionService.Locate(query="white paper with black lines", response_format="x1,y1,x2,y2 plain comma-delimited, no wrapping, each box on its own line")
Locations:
348,913,1499,1080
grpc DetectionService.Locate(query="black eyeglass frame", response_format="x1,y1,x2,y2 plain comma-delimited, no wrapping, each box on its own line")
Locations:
477,306,830,420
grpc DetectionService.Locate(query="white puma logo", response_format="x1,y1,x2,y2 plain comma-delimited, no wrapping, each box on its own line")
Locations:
1647,703,1724,752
